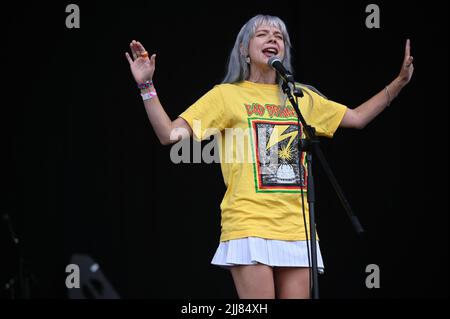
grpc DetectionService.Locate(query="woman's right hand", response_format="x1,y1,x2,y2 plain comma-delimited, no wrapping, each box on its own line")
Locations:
125,40,156,84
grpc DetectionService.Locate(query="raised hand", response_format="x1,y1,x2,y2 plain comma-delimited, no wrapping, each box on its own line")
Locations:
125,40,156,84
398,39,414,86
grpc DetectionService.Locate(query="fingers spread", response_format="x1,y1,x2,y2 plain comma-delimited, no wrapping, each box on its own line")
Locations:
128,40,153,62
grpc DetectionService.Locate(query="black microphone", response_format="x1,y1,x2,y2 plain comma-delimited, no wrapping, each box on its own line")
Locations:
268,56,294,84
268,56,303,97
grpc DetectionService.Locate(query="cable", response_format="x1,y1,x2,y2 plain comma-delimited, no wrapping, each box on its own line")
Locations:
295,93,313,296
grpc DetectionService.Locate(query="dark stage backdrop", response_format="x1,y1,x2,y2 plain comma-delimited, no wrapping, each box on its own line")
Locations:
1,1,448,299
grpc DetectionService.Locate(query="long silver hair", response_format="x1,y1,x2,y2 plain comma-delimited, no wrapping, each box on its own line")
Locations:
222,15,326,104
222,15,292,98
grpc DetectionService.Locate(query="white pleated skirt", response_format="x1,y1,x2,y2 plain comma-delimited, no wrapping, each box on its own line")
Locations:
211,237,324,273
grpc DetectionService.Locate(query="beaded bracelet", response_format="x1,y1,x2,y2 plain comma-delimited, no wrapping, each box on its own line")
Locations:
137,80,153,90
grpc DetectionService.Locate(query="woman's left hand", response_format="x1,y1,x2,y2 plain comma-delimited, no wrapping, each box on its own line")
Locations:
397,39,414,87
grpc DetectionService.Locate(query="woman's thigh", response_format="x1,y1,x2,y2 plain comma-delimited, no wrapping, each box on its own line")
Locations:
273,267,310,299
229,264,275,299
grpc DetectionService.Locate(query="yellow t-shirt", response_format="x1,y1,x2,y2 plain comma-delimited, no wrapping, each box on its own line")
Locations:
179,81,347,241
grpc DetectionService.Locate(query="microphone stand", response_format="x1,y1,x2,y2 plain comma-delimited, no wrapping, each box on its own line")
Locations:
281,81,364,299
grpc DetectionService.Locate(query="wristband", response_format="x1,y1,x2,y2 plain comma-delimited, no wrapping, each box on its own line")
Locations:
141,90,157,101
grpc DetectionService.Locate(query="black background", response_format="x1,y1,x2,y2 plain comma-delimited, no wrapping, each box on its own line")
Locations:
0,1,448,299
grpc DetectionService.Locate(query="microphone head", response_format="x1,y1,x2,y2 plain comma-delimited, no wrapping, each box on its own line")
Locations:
268,56,282,66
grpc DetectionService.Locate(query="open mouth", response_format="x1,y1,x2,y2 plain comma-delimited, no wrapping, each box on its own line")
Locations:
262,47,279,57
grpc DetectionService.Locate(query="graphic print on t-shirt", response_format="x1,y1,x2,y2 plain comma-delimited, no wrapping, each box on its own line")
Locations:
248,117,308,193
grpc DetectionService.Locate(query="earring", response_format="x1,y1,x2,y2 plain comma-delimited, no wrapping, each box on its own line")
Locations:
245,56,251,64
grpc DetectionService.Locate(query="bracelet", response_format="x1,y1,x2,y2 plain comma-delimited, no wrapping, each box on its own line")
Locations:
141,90,157,101
384,85,392,107
137,80,153,90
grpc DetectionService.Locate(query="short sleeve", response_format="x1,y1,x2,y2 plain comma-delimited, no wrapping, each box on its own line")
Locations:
305,89,347,138
178,85,229,141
